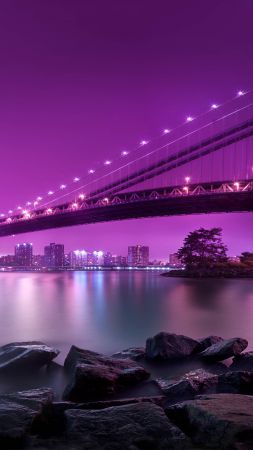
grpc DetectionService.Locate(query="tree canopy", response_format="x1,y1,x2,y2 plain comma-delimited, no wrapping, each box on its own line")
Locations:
177,227,228,269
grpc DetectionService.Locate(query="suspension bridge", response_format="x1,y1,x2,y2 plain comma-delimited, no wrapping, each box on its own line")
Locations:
1,90,253,237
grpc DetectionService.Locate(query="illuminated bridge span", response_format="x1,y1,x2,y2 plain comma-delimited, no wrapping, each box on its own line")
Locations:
1,90,253,237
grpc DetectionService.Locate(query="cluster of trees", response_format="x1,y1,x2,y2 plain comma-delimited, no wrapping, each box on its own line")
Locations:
177,227,253,272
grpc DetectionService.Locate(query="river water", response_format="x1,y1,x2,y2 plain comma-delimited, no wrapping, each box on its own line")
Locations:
0,270,253,365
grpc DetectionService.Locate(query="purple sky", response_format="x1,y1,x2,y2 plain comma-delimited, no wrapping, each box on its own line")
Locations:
0,0,253,259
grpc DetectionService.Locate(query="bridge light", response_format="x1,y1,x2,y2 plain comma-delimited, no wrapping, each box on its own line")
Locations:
140,140,148,145
186,116,194,122
88,169,95,174
46,208,53,214
238,90,245,97
26,201,32,206
185,176,190,184
60,184,66,189
183,186,189,194
121,150,128,156
72,203,78,209
79,193,85,200
163,129,170,134
34,201,38,206
103,197,109,203
37,196,42,201
48,191,54,195
211,104,218,109
73,177,80,182
17,206,22,210
8,210,13,214
104,160,111,165
234,181,240,191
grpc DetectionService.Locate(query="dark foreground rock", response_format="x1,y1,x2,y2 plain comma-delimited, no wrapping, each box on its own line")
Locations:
0,387,54,411
193,335,224,354
230,351,253,371
65,402,193,450
0,341,59,373
146,332,199,360
63,347,150,401
167,393,253,449
199,337,248,361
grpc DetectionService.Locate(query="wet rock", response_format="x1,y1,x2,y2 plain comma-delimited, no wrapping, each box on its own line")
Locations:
0,341,60,373
229,352,253,371
199,337,248,361
0,401,36,448
111,347,145,361
65,402,194,449
193,336,224,354
63,361,150,402
167,393,253,448
157,369,218,404
217,371,253,394
145,332,199,360
0,387,54,411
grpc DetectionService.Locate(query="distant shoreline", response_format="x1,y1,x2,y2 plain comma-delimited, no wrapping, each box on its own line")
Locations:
0,266,172,273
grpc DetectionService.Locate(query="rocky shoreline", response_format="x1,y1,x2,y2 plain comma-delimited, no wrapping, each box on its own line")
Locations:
0,334,253,449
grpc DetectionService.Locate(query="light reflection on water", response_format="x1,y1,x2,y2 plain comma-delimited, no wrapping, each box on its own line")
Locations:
0,271,252,364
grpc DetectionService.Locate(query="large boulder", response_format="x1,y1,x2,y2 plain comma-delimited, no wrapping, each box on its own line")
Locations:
63,347,150,402
0,401,36,448
193,336,224,354
229,351,253,371
0,388,54,411
167,393,253,448
217,371,253,395
63,362,150,402
0,341,59,372
199,337,248,361
145,332,199,360
65,402,194,449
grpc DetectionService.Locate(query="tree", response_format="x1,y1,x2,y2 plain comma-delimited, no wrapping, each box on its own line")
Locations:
240,252,253,265
177,227,228,269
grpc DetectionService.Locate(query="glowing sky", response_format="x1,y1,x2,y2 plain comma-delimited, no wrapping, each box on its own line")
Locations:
0,0,253,258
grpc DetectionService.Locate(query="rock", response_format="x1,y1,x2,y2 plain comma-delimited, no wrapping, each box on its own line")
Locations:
0,401,36,448
193,336,224,354
0,341,59,372
157,369,218,404
65,402,194,449
199,337,248,361
217,371,253,395
145,332,199,360
63,361,150,402
229,352,253,371
167,393,253,448
0,387,54,411
111,347,145,361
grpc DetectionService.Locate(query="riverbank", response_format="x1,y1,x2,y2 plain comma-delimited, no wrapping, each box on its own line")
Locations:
0,333,253,448
162,266,253,278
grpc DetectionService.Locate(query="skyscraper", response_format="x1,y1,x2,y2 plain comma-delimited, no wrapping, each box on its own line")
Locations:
15,243,33,267
44,243,65,268
127,245,149,266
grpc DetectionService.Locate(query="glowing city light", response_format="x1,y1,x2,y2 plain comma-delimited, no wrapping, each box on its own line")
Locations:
186,116,194,122
48,191,54,195
60,184,66,189
234,181,240,190
46,208,53,214
140,140,148,145
26,201,32,206
17,206,22,210
8,210,13,214
33,201,38,206
104,160,111,165
238,90,245,97
183,186,189,194
73,177,80,182
79,193,85,200
0,213,5,217
121,151,128,156
6,218,12,223
72,203,78,209
163,129,170,134
185,176,190,184
37,197,42,201
103,197,109,203
88,169,95,174
211,104,218,109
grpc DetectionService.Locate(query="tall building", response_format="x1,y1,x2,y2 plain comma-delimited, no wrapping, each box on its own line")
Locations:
15,243,33,267
69,250,88,268
127,245,149,266
44,243,65,268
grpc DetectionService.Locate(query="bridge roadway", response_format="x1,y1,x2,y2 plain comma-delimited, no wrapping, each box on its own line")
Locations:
0,180,253,237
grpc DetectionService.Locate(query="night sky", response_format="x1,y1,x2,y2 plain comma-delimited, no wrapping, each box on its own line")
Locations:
0,0,253,259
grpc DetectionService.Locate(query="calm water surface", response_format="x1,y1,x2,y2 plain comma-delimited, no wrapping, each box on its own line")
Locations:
0,271,253,364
